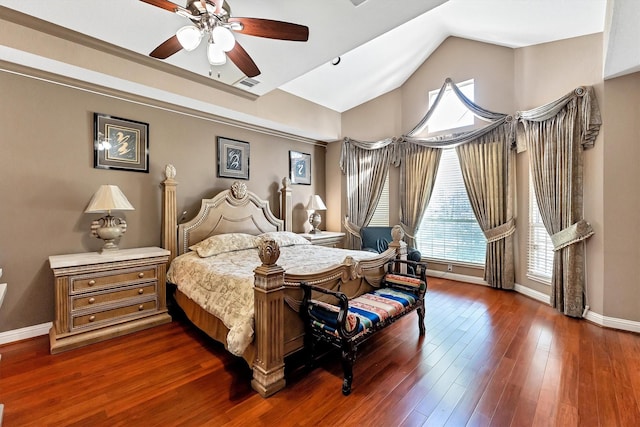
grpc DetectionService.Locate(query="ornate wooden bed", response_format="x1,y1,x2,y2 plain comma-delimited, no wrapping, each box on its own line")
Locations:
160,164,407,397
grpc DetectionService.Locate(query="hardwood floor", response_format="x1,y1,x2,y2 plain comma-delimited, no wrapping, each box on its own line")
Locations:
2,278,640,426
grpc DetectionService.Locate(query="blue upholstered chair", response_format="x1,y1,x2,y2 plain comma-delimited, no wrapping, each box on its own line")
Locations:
359,226,422,262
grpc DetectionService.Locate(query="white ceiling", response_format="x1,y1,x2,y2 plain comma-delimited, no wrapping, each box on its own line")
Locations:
0,0,609,113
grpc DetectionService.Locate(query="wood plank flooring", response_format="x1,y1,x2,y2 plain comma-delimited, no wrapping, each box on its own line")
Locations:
2,278,640,426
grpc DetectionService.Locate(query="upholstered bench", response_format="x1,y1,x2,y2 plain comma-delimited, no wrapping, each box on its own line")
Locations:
300,259,427,395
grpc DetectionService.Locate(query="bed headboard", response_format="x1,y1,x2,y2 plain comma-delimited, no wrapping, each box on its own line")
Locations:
162,165,288,259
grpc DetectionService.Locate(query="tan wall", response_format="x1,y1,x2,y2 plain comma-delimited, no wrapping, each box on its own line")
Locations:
0,71,326,332
602,72,640,321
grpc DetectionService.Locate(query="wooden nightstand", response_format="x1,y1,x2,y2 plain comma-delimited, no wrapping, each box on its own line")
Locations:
49,247,171,354
299,231,346,248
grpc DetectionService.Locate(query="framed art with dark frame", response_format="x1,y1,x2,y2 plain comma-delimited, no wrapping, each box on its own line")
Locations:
217,137,250,180
289,150,311,185
93,113,149,173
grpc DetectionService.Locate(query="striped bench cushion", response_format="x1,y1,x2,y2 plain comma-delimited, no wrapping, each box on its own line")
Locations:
308,288,418,338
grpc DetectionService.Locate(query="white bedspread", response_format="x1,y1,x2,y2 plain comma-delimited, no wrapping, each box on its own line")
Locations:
167,244,377,356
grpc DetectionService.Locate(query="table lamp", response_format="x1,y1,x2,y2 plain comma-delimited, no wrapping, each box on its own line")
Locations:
85,185,135,252
307,195,327,234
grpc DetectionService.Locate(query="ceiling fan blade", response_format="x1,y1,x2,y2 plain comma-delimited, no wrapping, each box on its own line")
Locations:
226,41,260,78
228,18,309,42
150,35,183,59
139,0,184,13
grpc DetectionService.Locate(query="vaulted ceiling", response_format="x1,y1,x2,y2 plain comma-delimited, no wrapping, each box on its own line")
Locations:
1,0,619,115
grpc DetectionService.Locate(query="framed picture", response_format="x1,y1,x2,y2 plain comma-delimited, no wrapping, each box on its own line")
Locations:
289,150,311,185
217,137,250,180
94,113,149,173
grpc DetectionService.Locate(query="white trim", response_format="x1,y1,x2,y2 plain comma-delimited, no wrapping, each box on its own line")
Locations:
426,269,488,286
0,322,51,346
514,283,551,305
585,310,640,333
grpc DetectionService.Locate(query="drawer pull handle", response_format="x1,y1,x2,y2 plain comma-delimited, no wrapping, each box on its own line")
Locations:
138,289,144,294
138,272,145,278
138,305,144,311
89,315,96,322
88,280,96,286
88,297,95,304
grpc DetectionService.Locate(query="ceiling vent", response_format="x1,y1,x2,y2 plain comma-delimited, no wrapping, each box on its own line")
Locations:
235,77,261,89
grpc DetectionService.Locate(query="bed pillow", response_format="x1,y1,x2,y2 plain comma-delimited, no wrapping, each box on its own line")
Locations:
258,231,311,247
189,233,259,257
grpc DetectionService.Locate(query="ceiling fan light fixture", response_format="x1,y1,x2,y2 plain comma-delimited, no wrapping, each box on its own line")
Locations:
212,25,236,52
207,42,227,65
176,25,202,51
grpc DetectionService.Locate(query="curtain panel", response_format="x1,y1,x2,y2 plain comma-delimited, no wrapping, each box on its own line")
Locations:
340,137,397,249
397,141,441,248
518,87,601,317
456,126,516,289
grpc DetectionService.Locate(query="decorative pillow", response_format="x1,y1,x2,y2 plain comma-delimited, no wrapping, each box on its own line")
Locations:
258,231,310,247
189,233,258,258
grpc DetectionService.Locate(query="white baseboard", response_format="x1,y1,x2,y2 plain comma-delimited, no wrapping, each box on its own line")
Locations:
426,269,489,286
585,310,640,333
0,322,51,346
514,283,551,305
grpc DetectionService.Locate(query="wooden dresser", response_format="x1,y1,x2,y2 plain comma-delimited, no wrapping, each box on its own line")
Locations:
299,231,345,248
49,247,171,354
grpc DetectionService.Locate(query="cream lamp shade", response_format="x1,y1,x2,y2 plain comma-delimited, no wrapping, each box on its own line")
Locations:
306,195,327,234
85,185,135,252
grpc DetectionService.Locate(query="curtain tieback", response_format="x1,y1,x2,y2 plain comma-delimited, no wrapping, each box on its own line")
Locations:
551,219,594,251
484,219,515,243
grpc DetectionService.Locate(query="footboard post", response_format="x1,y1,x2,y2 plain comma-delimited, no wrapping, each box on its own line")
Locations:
252,239,286,397
389,225,408,273
162,164,178,263
280,177,292,232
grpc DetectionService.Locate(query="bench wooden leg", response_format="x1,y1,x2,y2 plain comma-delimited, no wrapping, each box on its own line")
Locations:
341,341,356,396
417,300,426,336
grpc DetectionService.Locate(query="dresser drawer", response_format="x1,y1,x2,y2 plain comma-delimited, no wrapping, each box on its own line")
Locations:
72,299,158,330
71,267,157,293
71,283,157,310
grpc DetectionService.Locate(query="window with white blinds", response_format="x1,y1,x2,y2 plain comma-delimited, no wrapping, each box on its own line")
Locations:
527,178,553,283
368,174,390,226
415,149,486,265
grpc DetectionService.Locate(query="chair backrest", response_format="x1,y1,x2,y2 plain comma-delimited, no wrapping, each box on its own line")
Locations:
360,226,393,252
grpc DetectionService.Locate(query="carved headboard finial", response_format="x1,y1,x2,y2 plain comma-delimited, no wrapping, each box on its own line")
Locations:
231,181,247,199
165,164,177,180
391,224,405,243
282,176,291,188
258,238,281,266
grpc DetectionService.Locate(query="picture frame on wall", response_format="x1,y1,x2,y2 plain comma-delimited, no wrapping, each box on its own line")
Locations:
289,150,311,185
217,137,250,180
93,113,149,173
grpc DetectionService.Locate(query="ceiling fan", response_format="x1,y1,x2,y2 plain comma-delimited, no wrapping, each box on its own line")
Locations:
140,0,309,78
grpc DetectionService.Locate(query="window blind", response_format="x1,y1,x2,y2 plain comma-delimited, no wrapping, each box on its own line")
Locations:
369,174,390,226
527,177,553,283
416,149,486,265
